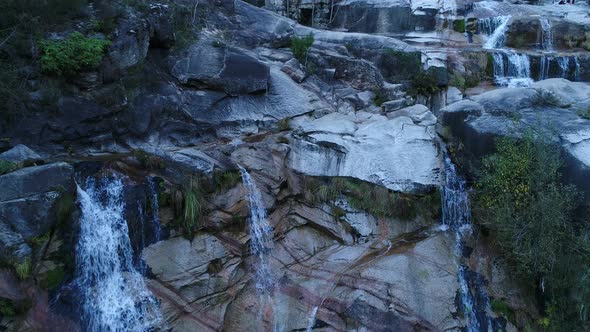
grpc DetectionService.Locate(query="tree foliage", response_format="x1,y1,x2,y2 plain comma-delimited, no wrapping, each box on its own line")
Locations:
475,131,590,330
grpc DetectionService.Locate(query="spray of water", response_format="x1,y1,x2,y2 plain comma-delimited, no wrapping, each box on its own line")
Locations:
74,175,162,332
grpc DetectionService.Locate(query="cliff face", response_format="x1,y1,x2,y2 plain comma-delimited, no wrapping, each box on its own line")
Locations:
4,0,590,331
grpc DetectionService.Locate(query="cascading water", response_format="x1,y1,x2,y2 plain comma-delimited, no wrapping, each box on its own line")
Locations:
539,18,553,51
74,175,162,332
134,178,163,274
306,306,319,332
575,57,581,81
557,57,570,78
482,16,510,49
239,166,275,293
492,51,533,87
441,156,493,331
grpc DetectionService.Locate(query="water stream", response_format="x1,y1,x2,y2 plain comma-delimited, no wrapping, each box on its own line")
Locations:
539,18,553,51
441,156,493,331
74,175,162,332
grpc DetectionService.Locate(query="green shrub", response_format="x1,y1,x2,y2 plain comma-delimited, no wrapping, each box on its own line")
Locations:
55,193,75,225
373,92,388,107
213,170,241,192
491,299,515,323
0,298,16,318
40,32,111,77
486,53,495,78
382,49,421,81
0,160,17,175
291,33,314,63
14,258,31,280
449,73,466,90
475,131,590,330
40,267,66,289
453,19,466,33
133,149,165,169
409,72,440,97
577,109,590,120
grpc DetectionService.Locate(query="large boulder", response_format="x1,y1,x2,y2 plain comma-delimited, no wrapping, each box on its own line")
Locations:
0,145,41,163
171,37,271,95
288,111,442,194
0,163,75,262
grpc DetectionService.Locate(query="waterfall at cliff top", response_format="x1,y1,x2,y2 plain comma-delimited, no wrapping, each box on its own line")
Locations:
441,157,493,331
74,175,162,332
539,18,553,51
482,16,510,49
239,166,275,293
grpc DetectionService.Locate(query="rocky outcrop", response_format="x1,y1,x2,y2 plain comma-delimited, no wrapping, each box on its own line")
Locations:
440,78,590,198
288,109,442,194
0,163,75,262
0,145,41,163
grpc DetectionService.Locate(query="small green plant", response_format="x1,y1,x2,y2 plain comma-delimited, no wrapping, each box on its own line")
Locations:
40,32,111,77
577,108,590,120
214,170,241,192
532,89,560,107
0,298,16,317
55,193,75,225
291,33,314,63
40,267,66,289
373,92,388,107
0,160,17,175
133,149,165,169
183,185,202,233
277,118,290,131
211,40,224,48
453,19,466,33
409,72,440,97
491,299,515,323
14,258,31,280
449,73,466,90
486,53,495,78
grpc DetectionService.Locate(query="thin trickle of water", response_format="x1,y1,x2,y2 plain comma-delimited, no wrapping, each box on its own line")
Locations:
557,57,570,78
306,306,319,332
147,178,163,242
539,18,553,51
74,176,162,332
441,156,493,331
540,55,551,80
239,166,276,293
575,57,581,81
482,16,510,49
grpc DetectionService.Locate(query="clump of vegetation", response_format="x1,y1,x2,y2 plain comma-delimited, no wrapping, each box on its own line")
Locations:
55,192,75,225
14,258,31,280
475,130,590,330
40,266,66,290
182,183,203,234
0,160,17,175
291,33,314,64
133,149,165,170
303,176,440,220
532,89,561,107
381,49,421,81
213,170,241,192
409,71,440,97
40,32,111,77
453,19,466,33
577,108,590,120
491,298,515,323
486,53,495,78
449,73,466,90
0,298,16,318
373,91,388,107
277,118,290,132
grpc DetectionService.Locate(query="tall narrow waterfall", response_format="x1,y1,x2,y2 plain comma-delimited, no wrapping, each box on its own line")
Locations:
239,166,275,293
539,18,553,51
74,175,162,331
441,157,493,331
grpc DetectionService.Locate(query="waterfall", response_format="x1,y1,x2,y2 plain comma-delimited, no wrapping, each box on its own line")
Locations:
492,51,532,87
441,156,493,331
134,178,163,274
74,175,162,332
539,18,553,51
575,57,581,81
557,57,570,78
239,166,275,293
306,306,319,332
540,55,551,80
482,16,510,49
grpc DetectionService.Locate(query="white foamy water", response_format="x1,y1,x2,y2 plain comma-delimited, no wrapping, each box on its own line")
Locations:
75,176,162,332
